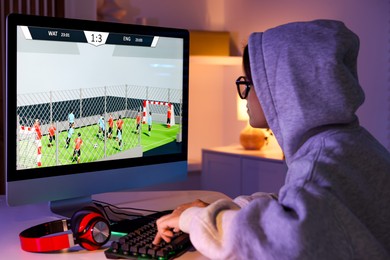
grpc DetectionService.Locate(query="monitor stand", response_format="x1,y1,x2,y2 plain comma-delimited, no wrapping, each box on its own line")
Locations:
50,195,95,218
49,195,143,220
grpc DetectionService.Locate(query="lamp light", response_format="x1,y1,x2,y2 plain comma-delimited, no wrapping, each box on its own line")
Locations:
237,97,266,150
97,0,127,22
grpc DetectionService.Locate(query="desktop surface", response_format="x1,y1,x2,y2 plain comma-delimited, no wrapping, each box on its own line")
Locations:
0,190,228,260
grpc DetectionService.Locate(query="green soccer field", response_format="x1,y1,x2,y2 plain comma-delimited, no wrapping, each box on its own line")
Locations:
39,118,180,167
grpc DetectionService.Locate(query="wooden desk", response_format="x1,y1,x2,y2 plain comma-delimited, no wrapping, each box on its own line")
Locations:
0,190,229,260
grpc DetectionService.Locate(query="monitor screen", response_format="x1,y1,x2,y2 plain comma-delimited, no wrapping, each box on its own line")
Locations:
5,14,189,216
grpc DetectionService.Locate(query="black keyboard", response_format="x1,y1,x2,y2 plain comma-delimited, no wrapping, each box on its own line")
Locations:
104,210,193,259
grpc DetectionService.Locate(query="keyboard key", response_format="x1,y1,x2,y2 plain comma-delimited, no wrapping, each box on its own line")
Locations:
156,248,168,258
129,244,139,254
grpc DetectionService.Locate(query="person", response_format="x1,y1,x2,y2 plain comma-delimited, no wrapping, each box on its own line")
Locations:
65,123,74,149
107,114,114,139
48,123,56,147
147,111,152,136
116,115,124,137
33,119,42,141
68,111,75,129
73,132,83,163
97,114,105,140
136,111,141,132
116,129,123,151
33,119,43,167
153,20,390,259
166,106,171,128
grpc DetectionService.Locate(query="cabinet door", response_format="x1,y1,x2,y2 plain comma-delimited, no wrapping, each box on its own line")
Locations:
242,158,287,195
202,152,241,198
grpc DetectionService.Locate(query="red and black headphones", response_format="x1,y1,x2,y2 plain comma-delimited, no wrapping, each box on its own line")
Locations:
19,206,111,252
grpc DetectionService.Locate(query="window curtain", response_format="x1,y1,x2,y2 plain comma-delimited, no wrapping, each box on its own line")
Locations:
0,0,65,194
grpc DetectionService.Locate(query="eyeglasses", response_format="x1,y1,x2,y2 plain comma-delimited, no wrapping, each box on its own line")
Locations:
236,76,252,99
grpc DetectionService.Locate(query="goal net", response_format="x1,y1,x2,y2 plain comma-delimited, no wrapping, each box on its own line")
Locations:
142,100,175,126
17,125,40,169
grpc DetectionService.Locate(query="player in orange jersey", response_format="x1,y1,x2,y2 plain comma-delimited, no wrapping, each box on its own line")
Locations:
166,106,171,128
107,114,114,139
48,123,56,147
136,112,141,132
72,132,83,163
116,115,124,137
33,119,42,141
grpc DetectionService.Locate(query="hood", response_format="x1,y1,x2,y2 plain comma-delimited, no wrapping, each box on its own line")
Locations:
248,20,365,160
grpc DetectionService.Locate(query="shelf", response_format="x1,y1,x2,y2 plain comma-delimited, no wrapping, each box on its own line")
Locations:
203,144,285,161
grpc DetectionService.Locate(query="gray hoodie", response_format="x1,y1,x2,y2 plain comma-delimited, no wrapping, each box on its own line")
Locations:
179,20,390,259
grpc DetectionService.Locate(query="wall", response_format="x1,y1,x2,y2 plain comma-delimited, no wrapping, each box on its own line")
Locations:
100,0,225,30
65,0,96,20
69,0,390,163
188,57,243,162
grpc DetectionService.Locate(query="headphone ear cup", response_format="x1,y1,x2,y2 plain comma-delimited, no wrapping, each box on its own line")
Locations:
70,206,103,232
70,206,111,250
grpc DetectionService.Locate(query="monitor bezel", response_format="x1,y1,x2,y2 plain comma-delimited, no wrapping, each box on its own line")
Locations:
5,14,189,206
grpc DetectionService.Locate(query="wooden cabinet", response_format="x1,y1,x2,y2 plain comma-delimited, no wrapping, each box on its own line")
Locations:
202,145,287,198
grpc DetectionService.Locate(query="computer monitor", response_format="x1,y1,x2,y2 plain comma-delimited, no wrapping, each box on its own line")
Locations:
5,14,189,217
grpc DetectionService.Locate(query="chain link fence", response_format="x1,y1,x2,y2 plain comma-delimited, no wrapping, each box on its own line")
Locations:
17,84,182,169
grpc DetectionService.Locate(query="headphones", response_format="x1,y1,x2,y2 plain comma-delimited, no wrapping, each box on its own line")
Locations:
19,206,111,252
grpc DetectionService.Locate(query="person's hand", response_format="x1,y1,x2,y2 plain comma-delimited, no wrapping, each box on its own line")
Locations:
152,199,209,245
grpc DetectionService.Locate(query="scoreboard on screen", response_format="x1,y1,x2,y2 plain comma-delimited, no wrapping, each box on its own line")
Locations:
19,25,160,48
